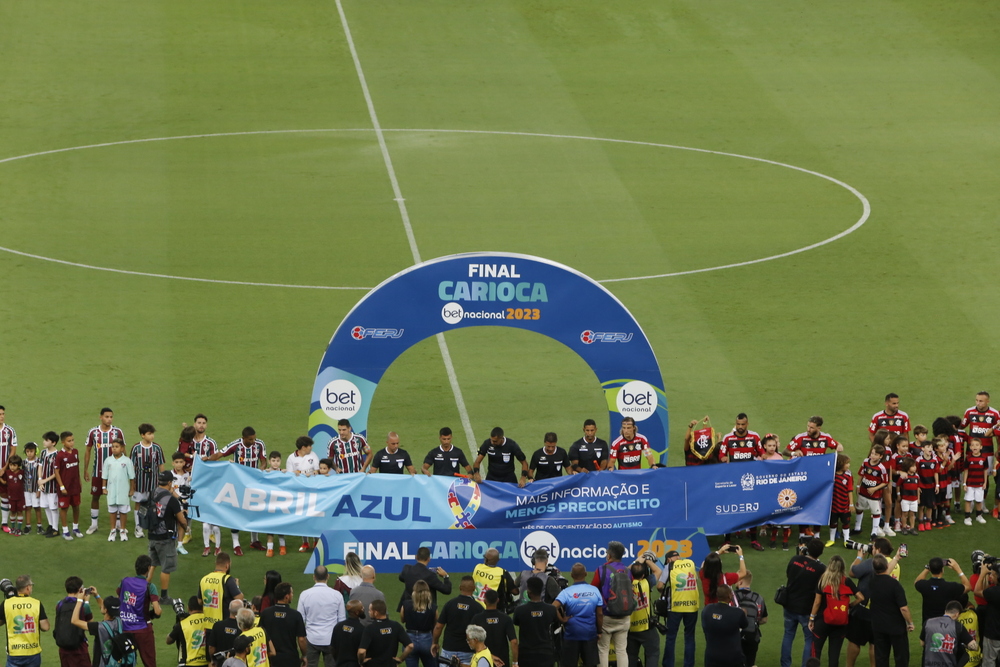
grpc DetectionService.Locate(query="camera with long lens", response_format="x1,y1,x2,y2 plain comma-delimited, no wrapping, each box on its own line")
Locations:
172,597,189,621
984,555,999,573
437,656,461,667
212,649,233,666
845,540,873,554
0,579,15,599
178,485,194,500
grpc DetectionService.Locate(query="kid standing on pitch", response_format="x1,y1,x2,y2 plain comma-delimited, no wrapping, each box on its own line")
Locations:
934,437,956,526
828,454,853,547
54,431,83,539
21,443,43,535
916,439,940,532
854,444,889,538
102,438,135,541
263,451,288,557
962,439,990,524
897,459,919,534
1,455,25,535
169,451,191,553
760,435,792,549
130,423,165,538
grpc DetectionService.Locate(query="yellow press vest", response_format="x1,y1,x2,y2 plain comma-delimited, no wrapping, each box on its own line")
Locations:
179,611,214,666
958,609,982,667
242,626,269,667
668,559,699,612
471,648,495,667
200,572,229,622
630,577,652,632
473,564,506,602
2,596,43,656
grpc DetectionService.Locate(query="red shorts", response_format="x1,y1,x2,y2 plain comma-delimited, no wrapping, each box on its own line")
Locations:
59,493,81,509
0,479,6,497
8,497,25,512
90,475,104,496
59,643,92,667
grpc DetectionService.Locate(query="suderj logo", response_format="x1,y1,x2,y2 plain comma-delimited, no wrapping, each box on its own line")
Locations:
319,379,362,419
580,330,633,344
351,326,404,340
520,530,560,568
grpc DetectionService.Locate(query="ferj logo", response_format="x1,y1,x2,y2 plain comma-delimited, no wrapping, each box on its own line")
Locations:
580,330,633,344
351,326,404,340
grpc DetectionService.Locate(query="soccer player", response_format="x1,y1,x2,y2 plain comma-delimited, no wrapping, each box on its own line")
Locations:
719,415,764,550
189,413,220,555
328,419,372,474
210,426,267,554
0,405,17,533
369,432,416,475
130,423,165,539
610,417,655,470
474,427,529,486
853,444,889,539
868,393,911,442
568,419,610,473
423,427,475,478
83,407,125,535
529,432,571,481
102,437,135,542
961,391,1000,514
54,431,84,540
38,432,61,537
21,442,42,535
787,416,843,457
962,439,990,524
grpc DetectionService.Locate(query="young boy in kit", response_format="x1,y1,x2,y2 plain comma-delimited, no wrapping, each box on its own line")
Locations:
854,444,889,539
38,431,62,536
934,437,956,526
828,454,853,547
54,431,84,539
962,439,990,525
263,451,289,557
21,443,43,535
169,451,191,554
897,459,919,534
102,438,135,542
910,424,929,457
130,423,165,539
916,439,941,532
1,455,26,535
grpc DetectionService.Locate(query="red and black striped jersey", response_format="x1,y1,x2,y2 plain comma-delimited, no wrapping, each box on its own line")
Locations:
0,425,17,465
832,470,854,513
899,476,920,502
719,430,762,462
961,407,1000,455
611,434,651,470
964,454,989,488
787,432,840,457
857,459,889,499
869,410,911,436
86,426,125,477
916,454,941,490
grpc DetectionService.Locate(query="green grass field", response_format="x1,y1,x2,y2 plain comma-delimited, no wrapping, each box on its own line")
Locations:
2,1,999,664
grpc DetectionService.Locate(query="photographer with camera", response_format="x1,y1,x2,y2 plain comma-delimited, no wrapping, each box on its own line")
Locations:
54,576,94,666
626,552,661,667
166,595,213,667
846,538,904,667
914,558,970,626
210,601,245,667
514,549,561,605
869,554,914,667
779,537,825,667
655,549,699,667
0,575,50,666
972,559,1000,666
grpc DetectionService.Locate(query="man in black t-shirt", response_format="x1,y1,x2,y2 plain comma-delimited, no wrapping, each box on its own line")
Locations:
512,577,558,667
422,428,475,478
914,557,971,625
369,432,416,475
358,600,412,667
148,471,186,606
332,600,366,667
701,585,747,667
568,420,610,473
529,433,570,482
868,555,914,666
259,583,307,667
780,538,825,667
471,590,518,667
473,427,528,486
432,576,484,664
209,600,244,664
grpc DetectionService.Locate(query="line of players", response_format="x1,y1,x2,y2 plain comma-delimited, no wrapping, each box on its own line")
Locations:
681,391,1000,553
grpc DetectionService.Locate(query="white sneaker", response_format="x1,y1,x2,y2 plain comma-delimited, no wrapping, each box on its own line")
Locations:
177,544,188,555
108,530,117,542
86,524,99,535
62,531,73,541
120,529,129,541
945,515,955,524
965,518,973,526
977,515,988,524
135,527,144,539
875,527,886,537
882,525,896,537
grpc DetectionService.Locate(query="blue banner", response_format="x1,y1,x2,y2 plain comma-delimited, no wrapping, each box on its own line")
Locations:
309,253,670,462
305,528,710,575
191,455,834,536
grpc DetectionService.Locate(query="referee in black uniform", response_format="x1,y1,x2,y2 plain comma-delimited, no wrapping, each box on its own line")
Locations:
473,427,528,486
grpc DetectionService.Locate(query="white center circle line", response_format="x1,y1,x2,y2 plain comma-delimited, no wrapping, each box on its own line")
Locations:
0,128,870,287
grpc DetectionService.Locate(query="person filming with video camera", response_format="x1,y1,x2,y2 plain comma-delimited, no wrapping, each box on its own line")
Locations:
845,537,904,667
973,553,1000,666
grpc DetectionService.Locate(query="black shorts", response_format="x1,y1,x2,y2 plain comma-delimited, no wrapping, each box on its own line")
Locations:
829,511,851,528
845,605,872,646
919,488,937,508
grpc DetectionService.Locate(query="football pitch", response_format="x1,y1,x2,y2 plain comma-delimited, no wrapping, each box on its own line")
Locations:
2,1,999,664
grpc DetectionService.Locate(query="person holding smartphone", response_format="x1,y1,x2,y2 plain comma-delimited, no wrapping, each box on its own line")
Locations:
699,545,747,605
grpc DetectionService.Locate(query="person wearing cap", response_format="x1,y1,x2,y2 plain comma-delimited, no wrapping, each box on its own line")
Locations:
69,587,131,667
148,470,187,606
656,550,699,667
0,575,50,667
222,634,254,666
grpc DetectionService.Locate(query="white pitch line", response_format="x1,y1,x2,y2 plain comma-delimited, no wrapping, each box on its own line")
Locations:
334,0,478,453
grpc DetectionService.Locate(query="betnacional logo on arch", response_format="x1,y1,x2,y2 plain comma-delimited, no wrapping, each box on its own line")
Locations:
615,380,658,421
319,379,362,419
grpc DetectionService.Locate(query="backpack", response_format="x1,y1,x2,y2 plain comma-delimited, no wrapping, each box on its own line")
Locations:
821,583,852,626
54,598,85,649
599,563,637,617
734,589,762,639
139,488,173,537
100,619,137,667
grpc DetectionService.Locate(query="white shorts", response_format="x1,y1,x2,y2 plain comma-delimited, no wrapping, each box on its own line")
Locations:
108,504,130,514
856,495,882,513
131,492,149,503
965,487,985,504
42,492,58,510
901,500,918,513
25,493,40,508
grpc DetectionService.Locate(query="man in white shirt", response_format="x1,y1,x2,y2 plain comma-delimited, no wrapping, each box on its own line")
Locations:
298,565,347,667
287,437,321,476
